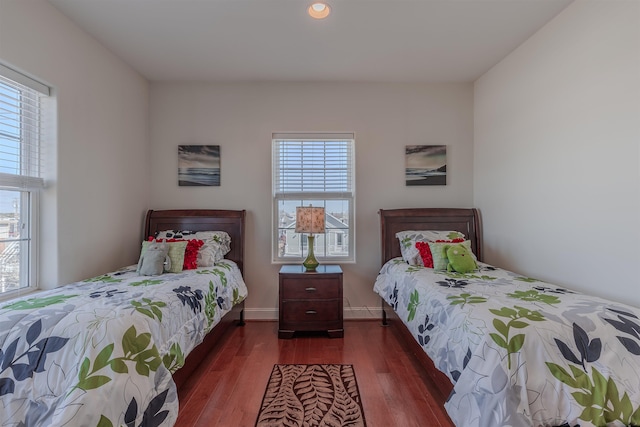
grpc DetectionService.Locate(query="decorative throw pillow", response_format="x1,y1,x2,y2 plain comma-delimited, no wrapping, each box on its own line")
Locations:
396,230,466,265
183,239,204,269
427,240,477,271
445,243,478,273
416,241,434,268
416,238,465,268
155,230,231,267
137,240,170,276
140,240,188,273
152,237,204,270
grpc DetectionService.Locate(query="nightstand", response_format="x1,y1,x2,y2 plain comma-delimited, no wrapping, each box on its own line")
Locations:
278,265,343,339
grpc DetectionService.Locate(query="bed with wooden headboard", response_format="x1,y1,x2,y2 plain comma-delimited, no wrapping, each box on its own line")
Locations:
379,207,482,270
378,208,481,400
375,207,640,427
0,209,247,426
144,209,247,390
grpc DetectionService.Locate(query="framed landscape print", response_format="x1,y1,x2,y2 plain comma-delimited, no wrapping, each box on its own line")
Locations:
405,145,446,186
178,145,220,186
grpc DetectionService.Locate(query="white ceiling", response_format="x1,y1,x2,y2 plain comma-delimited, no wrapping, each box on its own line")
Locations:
48,0,573,83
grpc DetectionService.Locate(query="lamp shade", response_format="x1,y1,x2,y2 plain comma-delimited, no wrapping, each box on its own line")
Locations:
295,206,325,234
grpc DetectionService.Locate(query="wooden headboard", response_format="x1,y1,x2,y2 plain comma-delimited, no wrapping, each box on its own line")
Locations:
379,208,482,266
144,209,246,274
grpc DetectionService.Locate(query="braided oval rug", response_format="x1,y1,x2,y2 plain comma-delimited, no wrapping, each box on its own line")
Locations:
255,364,366,427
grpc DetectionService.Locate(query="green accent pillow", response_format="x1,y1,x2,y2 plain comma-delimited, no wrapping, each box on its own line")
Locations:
427,240,477,271
140,240,188,273
446,244,478,273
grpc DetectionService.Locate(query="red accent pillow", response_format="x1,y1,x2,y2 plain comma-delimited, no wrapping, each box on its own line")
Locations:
148,237,204,270
436,238,465,243
416,241,434,268
416,238,465,268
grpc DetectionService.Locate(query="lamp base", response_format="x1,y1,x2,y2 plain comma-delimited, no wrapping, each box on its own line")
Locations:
303,235,320,272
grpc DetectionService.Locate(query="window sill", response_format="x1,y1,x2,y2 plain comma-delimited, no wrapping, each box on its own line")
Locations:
0,288,42,303
272,259,356,265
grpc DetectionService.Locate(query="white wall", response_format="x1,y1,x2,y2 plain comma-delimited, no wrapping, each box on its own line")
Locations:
149,82,474,318
0,0,150,288
474,1,640,306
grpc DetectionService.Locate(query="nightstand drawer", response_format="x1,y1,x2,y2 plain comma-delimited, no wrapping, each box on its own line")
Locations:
281,300,341,323
280,278,341,299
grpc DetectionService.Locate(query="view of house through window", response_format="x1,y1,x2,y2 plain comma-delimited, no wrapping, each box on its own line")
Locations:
0,66,47,296
276,199,350,258
272,134,355,263
0,190,27,294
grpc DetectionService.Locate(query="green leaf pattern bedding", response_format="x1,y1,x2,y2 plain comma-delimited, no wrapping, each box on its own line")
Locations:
0,260,247,426
373,259,640,427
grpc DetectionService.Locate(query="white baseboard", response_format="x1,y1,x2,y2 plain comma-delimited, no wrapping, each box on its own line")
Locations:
243,308,278,320
343,306,383,319
243,306,383,321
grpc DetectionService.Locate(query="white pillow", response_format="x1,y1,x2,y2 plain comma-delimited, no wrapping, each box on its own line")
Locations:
155,230,231,267
395,230,466,265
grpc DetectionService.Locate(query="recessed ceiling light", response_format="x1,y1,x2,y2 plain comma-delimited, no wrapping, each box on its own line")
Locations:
308,2,331,19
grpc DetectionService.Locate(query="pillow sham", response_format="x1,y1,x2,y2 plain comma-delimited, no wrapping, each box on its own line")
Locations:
155,230,231,266
139,240,188,273
427,240,477,272
192,231,231,266
396,230,466,265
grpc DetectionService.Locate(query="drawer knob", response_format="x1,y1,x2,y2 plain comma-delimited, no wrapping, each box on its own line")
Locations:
305,310,317,315
305,287,317,292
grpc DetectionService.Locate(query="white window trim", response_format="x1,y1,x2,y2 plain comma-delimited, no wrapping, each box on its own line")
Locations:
0,63,47,298
272,133,355,264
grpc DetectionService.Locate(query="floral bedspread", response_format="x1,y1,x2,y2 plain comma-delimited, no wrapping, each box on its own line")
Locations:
0,260,247,427
374,258,640,427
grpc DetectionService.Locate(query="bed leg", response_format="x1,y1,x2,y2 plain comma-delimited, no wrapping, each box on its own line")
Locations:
381,299,389,326
238,309,246,326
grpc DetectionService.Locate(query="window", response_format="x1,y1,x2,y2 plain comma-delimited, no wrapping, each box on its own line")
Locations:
0,64,48,297
272,133,355,263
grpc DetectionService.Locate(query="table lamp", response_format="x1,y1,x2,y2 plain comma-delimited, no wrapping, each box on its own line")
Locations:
295,206,325,272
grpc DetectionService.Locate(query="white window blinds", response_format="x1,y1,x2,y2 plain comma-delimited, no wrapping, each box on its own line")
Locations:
0,64,47,190
273,133,354,199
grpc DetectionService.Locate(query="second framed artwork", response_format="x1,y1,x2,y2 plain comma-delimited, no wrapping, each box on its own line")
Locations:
178,145,220,186
405,145,446,186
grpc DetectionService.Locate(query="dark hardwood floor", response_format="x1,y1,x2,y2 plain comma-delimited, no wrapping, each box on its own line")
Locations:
177,320,454,427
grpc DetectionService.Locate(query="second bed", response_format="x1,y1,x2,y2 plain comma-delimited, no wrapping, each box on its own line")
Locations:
375,208,640,427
